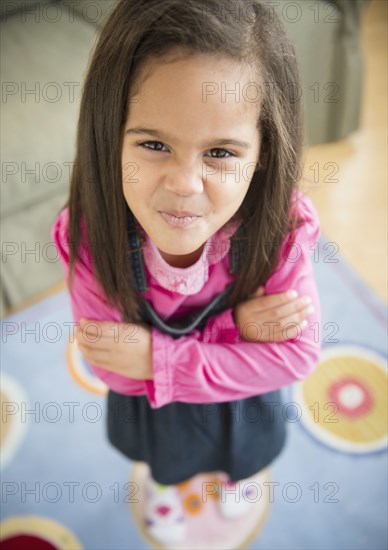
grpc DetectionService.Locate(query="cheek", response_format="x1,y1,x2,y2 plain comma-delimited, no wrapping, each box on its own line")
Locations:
211,170,250,204
242,160,258,184
122,155,141,189
209,159,254,190
206,185,243,219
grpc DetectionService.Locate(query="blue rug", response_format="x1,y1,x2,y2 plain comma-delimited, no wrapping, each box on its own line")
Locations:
1,233,387,550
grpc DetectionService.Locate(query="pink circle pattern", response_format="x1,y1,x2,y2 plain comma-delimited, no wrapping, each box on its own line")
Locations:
328,377,374,418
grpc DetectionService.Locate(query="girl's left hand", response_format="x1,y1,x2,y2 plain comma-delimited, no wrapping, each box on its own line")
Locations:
74,319,153,380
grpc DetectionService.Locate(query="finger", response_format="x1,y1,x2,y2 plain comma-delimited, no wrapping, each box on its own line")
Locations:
77,344,112,369
78,321,120,341
76,338,111,353
246,286,265,301
260,321,305,342
254,286,265,296
278,304,314,329
268,307,311,337
277,297,313,320
275,323,306,341
251,292,311,318
246,290,291,313
260,301,312,332
75,327,105,346
248,299,312,340
283,321,308,340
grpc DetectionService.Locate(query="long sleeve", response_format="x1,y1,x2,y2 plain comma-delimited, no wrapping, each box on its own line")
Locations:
144,193,322,408
51,210,147,396
52,192,322,408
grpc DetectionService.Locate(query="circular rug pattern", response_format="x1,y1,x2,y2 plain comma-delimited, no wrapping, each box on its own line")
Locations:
66,341,108,396
0,373,28,470
292,345,387,453
129,462,271,549
0,515,83,549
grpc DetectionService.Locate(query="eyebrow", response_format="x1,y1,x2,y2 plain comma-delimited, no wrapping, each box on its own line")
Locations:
125,127,251,149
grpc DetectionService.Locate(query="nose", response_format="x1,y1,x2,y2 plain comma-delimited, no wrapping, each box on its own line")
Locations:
164,161,204,197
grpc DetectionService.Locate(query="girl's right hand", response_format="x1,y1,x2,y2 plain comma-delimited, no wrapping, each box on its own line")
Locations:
233,287,314,342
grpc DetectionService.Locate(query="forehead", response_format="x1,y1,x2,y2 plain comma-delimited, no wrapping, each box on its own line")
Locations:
127,53,262,135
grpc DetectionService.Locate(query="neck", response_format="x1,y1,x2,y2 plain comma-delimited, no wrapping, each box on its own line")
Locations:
158,244,205,268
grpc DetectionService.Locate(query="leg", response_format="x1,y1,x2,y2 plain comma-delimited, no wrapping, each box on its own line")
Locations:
143,474,187,544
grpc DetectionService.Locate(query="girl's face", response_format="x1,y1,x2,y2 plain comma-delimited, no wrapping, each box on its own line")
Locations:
122,52,261,268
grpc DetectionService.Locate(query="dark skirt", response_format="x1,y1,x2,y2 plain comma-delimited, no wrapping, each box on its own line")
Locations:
106,389,288,485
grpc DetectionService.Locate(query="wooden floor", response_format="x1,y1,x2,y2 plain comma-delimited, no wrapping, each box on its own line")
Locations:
301,0,387,304
4,0,387,317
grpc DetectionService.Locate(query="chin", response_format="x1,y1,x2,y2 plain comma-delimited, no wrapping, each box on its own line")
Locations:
157,238,206,264
161,244,201,256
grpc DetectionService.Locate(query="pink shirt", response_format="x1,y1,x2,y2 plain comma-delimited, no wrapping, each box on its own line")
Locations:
51,189,322,409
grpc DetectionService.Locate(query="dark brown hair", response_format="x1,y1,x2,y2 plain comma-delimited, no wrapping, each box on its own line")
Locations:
63,0,305,323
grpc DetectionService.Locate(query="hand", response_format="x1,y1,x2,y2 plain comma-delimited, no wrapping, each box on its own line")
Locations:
233,287,314,342
74,319,153,380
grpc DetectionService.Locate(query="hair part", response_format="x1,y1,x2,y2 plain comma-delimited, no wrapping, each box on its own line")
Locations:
63,0,305,323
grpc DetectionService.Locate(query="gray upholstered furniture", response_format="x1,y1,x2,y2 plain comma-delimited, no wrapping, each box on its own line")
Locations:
0,0,369,316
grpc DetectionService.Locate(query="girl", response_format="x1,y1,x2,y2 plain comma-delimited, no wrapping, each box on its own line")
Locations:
52,0,321,545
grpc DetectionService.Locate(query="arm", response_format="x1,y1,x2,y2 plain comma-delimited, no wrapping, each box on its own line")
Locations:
144,193,322,408
51,209,147,396
52,193,321,407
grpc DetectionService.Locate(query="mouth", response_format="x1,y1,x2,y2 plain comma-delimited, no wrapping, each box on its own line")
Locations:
159,211,200,228
160,210,201,218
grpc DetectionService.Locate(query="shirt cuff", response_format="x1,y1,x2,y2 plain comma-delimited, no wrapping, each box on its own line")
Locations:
144,326,173,408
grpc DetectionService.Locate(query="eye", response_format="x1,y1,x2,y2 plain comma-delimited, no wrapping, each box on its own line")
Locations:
206,148,234,159
139,141,168,152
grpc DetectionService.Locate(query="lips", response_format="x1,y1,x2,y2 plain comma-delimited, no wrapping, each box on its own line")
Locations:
161,209,201,218
159,211,199,228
